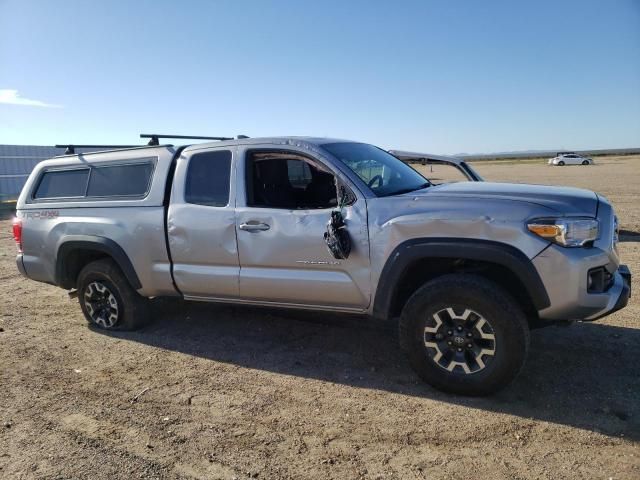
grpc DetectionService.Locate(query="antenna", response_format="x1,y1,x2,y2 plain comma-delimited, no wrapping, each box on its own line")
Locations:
140,134,234,146
55,144,138,155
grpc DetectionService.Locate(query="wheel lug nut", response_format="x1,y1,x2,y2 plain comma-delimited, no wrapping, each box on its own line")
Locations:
466,332,473,337
467,343,473,348
447,330,452,336
456,326,463,332
447,341,452,346
457,348,462,352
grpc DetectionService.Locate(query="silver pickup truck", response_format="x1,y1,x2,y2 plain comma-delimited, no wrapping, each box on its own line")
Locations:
13,136,631,395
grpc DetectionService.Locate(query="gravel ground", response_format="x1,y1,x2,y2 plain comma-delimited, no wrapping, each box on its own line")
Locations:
1,157,639,479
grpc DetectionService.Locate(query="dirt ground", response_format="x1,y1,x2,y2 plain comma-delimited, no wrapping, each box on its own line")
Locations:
1,157,639,479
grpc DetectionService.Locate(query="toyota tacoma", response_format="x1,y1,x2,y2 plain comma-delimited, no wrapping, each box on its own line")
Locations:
13,135,631,395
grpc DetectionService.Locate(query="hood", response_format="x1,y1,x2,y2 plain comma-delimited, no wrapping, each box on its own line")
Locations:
409,182,598,216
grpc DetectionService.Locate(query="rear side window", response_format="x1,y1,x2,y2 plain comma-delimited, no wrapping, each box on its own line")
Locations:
87,163,154,197
34,169,89,199
32,159,155,201
185,150,232,207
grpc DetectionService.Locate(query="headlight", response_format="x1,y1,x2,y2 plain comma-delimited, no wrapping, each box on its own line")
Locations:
527,218,599,247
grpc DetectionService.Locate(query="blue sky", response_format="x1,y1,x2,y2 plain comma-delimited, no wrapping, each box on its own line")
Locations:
0,0,638,154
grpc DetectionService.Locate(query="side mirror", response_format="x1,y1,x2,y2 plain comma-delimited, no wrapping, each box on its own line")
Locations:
324,210,351,260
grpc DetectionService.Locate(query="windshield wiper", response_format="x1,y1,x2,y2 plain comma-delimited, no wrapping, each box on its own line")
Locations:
383,182,431,197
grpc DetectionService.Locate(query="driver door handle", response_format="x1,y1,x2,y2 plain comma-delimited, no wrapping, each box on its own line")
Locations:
239,222,271,232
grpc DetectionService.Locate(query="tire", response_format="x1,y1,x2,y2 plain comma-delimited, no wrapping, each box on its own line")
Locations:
399,274,530,396
77,258,150,331
582,160,589,165
557,161,565,166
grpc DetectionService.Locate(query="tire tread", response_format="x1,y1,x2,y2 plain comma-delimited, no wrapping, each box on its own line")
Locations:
399,273,530,395
77,258,149,331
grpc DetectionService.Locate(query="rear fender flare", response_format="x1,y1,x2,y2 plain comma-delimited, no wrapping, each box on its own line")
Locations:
55,235,142,290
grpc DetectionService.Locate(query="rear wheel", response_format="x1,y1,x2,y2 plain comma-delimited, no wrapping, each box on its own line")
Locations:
77,259,149,330
582,160,589,165
399,274,530,396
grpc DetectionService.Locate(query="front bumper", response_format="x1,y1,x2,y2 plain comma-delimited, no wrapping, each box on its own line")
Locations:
585,264,631,321
532,243,631,321
531,195,632,322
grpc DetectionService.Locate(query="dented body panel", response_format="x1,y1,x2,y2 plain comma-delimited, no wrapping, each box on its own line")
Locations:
168,145,240,298
365,194,553,312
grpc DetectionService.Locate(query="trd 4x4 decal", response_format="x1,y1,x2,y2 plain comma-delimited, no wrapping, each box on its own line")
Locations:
23,210,59,219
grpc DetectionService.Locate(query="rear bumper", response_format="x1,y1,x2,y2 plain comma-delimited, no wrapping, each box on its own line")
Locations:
16,254,27,277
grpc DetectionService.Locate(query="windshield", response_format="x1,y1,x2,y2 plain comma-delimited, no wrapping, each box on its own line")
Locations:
322,142,430,197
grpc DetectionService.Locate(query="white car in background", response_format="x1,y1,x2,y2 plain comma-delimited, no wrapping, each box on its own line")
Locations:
548,152,594,166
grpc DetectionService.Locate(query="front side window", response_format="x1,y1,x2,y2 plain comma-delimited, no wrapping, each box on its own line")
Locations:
185,150,232,207
246,152,337,209
34,169,89,199
322,142,429,197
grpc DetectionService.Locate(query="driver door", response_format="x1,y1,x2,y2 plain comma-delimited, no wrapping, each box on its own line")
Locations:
234,145,371,311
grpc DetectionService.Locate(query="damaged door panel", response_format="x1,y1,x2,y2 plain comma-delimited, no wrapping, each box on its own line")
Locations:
234,145,371,310
168,147,240,298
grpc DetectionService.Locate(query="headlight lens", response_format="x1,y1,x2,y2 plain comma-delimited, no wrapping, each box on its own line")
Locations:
527,218,599,247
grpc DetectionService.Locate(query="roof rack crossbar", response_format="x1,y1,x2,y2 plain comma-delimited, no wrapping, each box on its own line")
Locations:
55,144,139,155
140,134,234,146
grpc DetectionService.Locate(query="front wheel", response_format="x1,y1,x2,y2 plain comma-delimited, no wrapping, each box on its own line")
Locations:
77,259,150,330
557,160,565,166
399,274,530,396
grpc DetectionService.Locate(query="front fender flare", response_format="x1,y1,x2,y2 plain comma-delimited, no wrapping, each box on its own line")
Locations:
372,238,550,320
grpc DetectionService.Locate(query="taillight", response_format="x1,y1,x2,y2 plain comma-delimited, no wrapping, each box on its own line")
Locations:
12,217,23,253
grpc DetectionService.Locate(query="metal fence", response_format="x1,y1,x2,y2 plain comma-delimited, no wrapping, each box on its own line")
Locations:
0,145,61,200
0,145,101,200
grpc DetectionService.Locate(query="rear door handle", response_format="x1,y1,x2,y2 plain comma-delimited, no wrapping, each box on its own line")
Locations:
239,222,271,232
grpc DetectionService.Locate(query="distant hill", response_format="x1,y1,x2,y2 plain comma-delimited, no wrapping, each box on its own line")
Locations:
457,147,640,161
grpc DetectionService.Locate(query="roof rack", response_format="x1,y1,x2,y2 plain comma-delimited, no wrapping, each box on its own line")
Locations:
55,144,138,155
55,134,252,154
140,133,235,146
